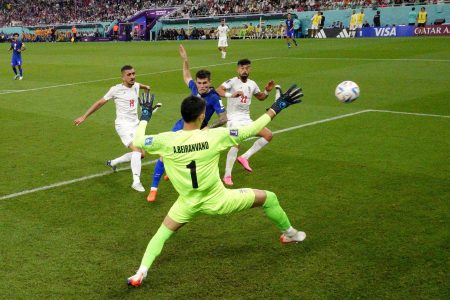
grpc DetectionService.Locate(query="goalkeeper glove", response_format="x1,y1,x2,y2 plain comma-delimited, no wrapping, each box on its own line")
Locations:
268,84,303,114
138,91,155,121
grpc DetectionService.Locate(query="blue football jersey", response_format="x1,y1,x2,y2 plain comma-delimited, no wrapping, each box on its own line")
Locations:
11,40,23,56
285,19,294,32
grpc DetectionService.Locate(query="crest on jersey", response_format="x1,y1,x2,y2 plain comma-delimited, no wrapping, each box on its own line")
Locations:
230,129,239,137
145,137,153,145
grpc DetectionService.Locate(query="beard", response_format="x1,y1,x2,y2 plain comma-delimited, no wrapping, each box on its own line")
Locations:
239,74,248,81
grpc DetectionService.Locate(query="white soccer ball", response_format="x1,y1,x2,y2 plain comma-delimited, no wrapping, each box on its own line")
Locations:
335,81,360,103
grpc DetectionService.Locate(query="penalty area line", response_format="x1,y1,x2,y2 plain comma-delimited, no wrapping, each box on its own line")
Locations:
0,110,367,201
0,159,159,201
281,57,450,63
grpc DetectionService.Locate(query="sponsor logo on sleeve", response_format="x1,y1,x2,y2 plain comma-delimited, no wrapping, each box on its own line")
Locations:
230,129,238,137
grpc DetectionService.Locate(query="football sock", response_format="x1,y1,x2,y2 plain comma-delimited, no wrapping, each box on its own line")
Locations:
293,39,298,46
12,66,17,75
242,137,269,160
111,152,133,166
263,191,291,231
140,224,175,269
131,151,142,183
18,66,23,76
151,159,165,188
224,146,239,177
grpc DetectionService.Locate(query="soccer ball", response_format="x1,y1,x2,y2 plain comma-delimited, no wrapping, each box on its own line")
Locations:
335,81,360,103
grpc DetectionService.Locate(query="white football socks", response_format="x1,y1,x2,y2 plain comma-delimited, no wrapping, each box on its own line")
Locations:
138,265,148,278
131,151,142,183
221,51,226,59
241,137,269,160
111,152,133,166
224,146,239,177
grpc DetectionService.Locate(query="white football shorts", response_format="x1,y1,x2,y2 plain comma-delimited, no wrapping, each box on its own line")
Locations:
227,117,253,129
311,24,319,30
115,122,138,147
218,37,228,47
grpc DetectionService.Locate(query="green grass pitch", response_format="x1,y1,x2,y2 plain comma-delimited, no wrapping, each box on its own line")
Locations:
0,37,449,299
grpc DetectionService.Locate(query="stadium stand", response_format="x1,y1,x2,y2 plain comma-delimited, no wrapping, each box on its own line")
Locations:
0,0,448,41
0,0,183,26
1,0,448,27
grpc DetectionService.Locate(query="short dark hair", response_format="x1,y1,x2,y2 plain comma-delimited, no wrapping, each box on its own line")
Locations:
196,69,211,80
181,95,206,123
121,65,134,73
13,33,19,37
237,59,251,66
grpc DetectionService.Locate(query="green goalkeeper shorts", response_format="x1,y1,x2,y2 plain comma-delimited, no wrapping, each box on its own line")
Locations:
168,188,255,224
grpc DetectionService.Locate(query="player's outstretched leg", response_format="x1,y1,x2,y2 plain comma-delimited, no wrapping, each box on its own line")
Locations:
223,146,239,185
238,128,272,172
147,159,165,202
261,191,306,244
128,222,176,287
108,152,133,172
292,38,298,46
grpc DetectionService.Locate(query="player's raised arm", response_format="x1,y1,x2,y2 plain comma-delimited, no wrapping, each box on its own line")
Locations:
255,80,275,100
179,44,192,85
73,98,108,126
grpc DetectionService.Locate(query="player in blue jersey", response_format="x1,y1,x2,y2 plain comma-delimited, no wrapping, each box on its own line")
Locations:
285,13,298,48
147,45,227,202
9,33,26,80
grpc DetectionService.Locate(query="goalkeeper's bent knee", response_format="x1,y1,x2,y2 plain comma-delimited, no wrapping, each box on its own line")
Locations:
263,191,279,208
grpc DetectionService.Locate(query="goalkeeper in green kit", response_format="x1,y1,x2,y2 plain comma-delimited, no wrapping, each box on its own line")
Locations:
128,84,305,287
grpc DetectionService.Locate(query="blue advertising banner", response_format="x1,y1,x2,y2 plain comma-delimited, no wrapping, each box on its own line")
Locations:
359,26,415,38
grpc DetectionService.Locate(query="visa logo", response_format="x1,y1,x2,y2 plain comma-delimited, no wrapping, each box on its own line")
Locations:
374,27,397,37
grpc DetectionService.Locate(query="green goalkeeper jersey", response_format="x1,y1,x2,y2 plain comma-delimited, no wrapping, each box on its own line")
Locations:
134,114,271,202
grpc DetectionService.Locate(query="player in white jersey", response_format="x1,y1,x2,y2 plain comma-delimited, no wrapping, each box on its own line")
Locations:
216,59,275,186
216,19,230,59
73,65,151,192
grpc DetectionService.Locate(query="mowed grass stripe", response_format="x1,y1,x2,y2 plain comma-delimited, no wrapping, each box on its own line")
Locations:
0,110,369,200
1,109,448,201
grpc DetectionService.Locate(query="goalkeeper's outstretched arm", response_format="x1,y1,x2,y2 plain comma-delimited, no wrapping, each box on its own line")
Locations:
133,91,155,147
232,84,303,144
